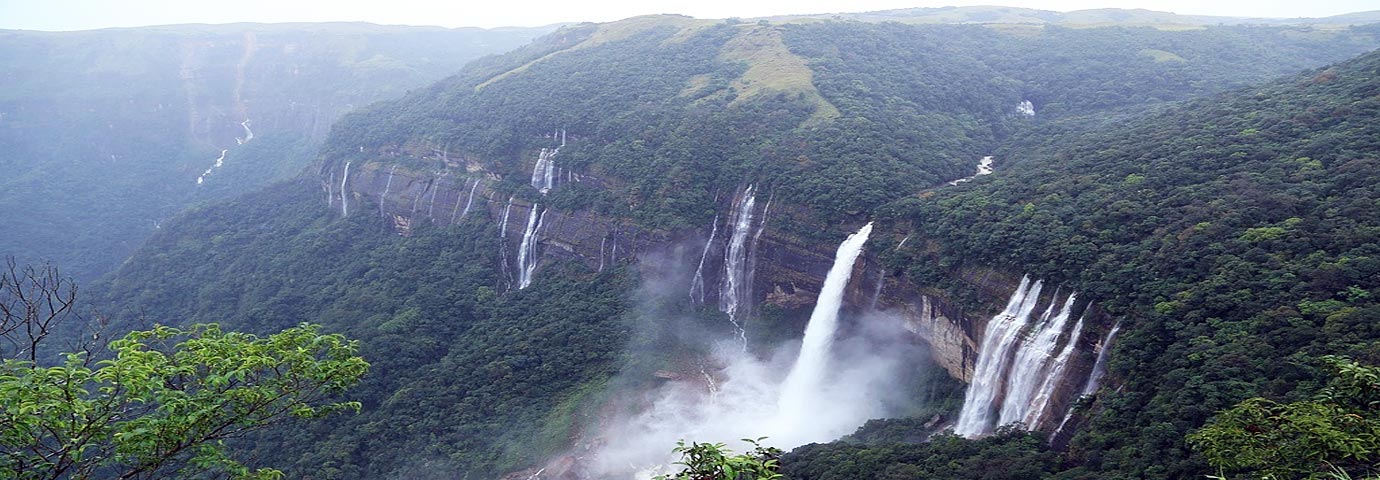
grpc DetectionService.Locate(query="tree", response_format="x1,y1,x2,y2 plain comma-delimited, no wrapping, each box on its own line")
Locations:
0,259,369,479
654,438,783,480
1188,356,1380,479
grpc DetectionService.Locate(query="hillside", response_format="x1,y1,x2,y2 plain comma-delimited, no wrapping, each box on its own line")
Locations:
75,14,1380,479
804,40,1380,480
0,22,552,281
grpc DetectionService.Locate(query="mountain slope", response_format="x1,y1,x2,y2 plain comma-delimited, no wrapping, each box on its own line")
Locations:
838,45,1380,479
0,23,552,281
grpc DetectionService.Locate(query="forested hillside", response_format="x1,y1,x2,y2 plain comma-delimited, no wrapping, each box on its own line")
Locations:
322,18,1379,239
801,39,1380,480
0,23,551,281
71,14,1380,480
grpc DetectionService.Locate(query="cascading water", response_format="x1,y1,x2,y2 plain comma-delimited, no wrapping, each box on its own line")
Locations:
998,294,1077,426
1081,321,1120,396
530,129,565,194
774,222,873,443
948,156,995,186
689,216,719,305
499,196,515,287
1024,315,1084,427
719,186,759,344
379,165,398,217
237,119,254,144
196,149,229,185
426,175,443,219
954,276,1044,437
339,161,351,217
516,205,546,289
458,177,480,219
956,278,1091,437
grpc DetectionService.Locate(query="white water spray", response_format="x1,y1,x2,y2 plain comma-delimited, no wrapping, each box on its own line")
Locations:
774,222,873,441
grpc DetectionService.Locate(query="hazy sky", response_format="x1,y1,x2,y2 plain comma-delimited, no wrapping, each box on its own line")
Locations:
1,0,1377,31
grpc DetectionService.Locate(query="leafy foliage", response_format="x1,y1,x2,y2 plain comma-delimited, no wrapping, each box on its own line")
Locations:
0,322,367,479
1189,356,1380,479
655,438,783,480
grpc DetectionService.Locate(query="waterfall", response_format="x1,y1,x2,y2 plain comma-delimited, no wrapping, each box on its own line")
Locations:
379,165,398,217
530,129,565,194
460,180,480,220
499,197,515,287
237,119,254,144
596,237,607,273
1017,100,1036,117
1081,321,1120,396
451,179,480,223
774,222,873,440
1024,315,1084,427
426,176,443,219
956,278,1092,437
339,161,351,217
499,197,514,237
196,149,229,185
954,276,1044,437
948,156,995,186
516,205,546,289
719,185,759,344
998,293,1077,427
689,216,719,305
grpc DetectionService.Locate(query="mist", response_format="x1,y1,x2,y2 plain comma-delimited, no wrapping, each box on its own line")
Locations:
587,232,932,478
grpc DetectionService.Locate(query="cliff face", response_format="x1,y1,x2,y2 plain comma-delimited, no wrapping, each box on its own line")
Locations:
329,157,1115,434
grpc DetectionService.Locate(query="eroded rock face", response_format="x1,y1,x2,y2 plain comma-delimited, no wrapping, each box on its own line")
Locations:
326,160,1114,433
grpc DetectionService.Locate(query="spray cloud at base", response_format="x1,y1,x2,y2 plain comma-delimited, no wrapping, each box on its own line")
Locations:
589,223,937,477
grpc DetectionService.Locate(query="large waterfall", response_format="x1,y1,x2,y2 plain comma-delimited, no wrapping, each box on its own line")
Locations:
719,186,760,344
954,277,1089,437
954,276,1043,436
955,277,1091,437
594,222,922,476
516,205,546,289
775,222,873,439
998,293,1078,426
689,216,719,305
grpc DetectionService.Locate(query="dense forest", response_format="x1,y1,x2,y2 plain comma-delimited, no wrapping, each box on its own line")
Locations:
6,9,1380,480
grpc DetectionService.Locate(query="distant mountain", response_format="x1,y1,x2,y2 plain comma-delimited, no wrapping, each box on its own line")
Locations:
764,6,1380,27
0,22,553,281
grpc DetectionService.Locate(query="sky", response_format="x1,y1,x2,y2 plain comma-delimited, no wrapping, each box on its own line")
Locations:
1,0,1377,31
